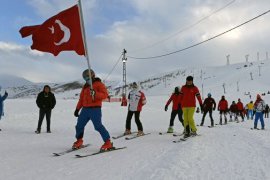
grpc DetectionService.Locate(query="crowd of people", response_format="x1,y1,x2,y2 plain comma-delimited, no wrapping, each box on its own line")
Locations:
0,70,268,151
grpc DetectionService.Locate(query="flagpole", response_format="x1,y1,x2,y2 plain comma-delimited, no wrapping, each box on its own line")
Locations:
77,0,93,90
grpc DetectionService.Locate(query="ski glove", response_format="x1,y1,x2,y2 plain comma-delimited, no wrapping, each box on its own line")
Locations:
4,91,8,96
74,109,80,117
90,89,95,97
165,105,168,111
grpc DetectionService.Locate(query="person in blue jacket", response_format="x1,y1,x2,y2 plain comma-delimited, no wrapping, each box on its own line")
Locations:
0,86,8,131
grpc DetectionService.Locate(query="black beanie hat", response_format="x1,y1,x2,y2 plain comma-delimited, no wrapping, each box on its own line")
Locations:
186,76,193,81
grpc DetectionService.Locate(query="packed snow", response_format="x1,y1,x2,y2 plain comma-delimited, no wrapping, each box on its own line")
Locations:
1,60,270,180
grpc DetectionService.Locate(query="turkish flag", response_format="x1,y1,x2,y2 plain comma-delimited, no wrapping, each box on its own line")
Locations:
19,5,85,56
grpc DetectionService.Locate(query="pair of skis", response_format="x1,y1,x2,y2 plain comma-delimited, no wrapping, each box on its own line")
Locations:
173,134,201,143
159,132,184,137
112,132,151,140
53,132,151,157
53,144,126,158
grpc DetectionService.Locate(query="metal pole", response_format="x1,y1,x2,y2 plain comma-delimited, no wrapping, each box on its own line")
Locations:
122,49,127,96
226,55,230,65
245,54,249,63
78,0,93,90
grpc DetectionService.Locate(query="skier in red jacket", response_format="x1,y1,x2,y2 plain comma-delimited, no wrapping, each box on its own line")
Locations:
179,76,203,138
165,87,184,133
218,95,228,124
236,98,244,122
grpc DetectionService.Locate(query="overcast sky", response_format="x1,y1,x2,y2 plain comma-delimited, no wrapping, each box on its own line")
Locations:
0,0,270,83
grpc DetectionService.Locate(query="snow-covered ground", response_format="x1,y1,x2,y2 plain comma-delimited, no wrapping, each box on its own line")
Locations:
1,96,270,180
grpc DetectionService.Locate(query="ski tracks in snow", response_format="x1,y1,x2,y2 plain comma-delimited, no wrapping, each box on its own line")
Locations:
124,122,270,180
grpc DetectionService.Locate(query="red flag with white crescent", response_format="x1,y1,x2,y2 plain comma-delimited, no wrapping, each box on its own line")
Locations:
19,5,85,56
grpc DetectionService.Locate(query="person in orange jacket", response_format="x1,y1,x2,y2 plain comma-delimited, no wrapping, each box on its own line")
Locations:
179,76,203,138
164,87,184,133
72,69,113,151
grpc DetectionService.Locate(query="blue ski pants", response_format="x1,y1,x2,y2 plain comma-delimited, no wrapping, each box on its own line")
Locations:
254,112,265,129
75,107,110,142
247,110,253,119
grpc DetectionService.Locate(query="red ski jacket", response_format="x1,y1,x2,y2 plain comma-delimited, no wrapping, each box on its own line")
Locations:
179,85,202,108
237,102,244,111
76,78,108,110
166,93,181,110
218,99,228,111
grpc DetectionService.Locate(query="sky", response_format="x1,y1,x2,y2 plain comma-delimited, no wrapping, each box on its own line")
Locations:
0,0,270,83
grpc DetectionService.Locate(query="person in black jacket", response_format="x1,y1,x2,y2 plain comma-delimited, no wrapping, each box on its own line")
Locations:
35,85,56,134
200,93,216,127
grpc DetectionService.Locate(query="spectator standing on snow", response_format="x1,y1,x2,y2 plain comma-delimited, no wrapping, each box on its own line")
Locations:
253,94,266,130
124,82,147,136
0,86,8,131
164,87,184,133
218,95,228,125
35,85,56,134
200,93,216,127
179,76,203,138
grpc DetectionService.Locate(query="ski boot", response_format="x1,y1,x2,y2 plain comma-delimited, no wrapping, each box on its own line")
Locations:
124,129,131,135
167,126,174,133
190,131,197,137
72,138,83,149
137,130,145,136
183,133,190,138
35,129,40,134
100,139,114,151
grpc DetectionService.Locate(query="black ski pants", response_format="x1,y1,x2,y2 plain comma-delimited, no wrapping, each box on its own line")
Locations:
169,109,184,127
37,109,51,131
125,111,143,131
201,109,214,126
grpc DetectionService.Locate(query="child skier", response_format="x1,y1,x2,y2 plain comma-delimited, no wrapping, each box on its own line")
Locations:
218,95,228,125
164,87,184,133
200,93,216,127
0,87,8,131
124,82,146,136
179,76,203,138
73,69,113,151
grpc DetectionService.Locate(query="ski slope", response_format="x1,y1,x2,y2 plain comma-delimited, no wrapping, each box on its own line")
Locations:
1,96,270,180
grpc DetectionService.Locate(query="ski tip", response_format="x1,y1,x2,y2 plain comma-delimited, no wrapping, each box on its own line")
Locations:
75,154,84,158
53,153,61,156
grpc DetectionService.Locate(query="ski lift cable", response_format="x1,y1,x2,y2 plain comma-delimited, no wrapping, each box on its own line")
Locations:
104,53,123,81
128,0,236,54
127,9,270,60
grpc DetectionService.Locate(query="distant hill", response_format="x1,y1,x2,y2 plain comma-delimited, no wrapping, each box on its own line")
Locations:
0,74,33,88
1,60,270,100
